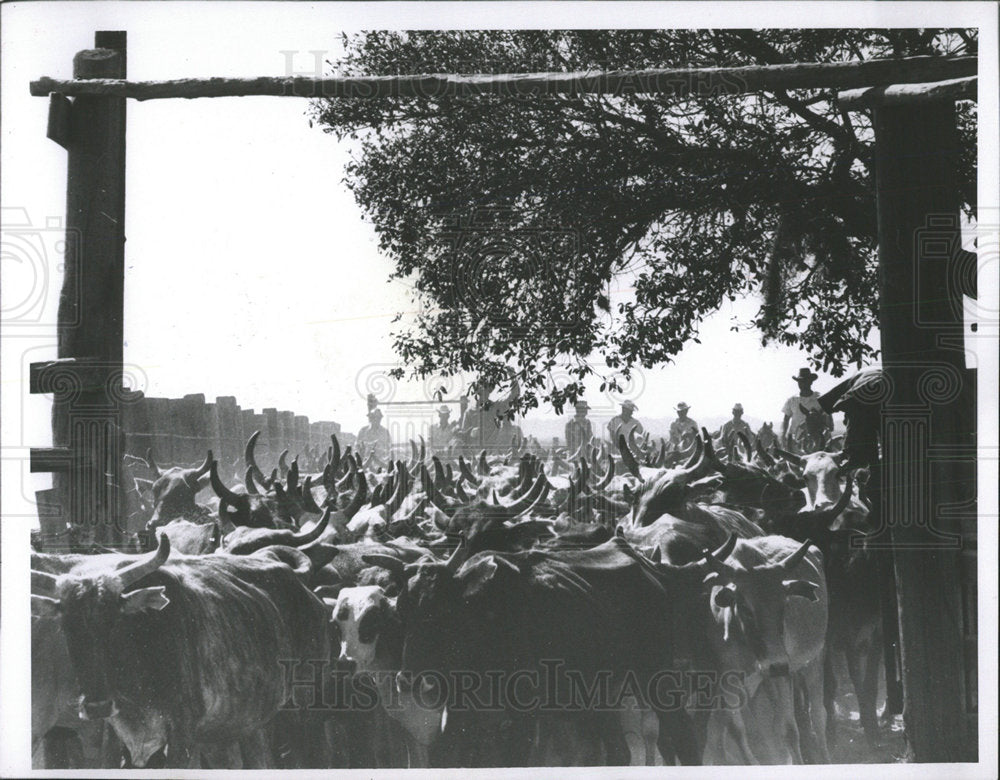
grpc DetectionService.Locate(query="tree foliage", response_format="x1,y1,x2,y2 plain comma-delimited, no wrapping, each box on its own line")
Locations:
311,29,977,413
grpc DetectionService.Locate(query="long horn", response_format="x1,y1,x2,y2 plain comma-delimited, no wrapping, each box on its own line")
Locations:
419,435,426,465
253,545,312,579
290,505,331,545
343,473,368,519
445,533,468,572
432,456,447,489
701,427,721,464
401,495,430,524
370,480,385,507
117,533,171,589
777,538,814,573
329,434,341,474
286,459,299,494
514,477,550,518
774,448,804,468
701,532,738,573
335,456,357,489
244,466,260,495
277,449,290,478
187,450,213,482
594,453,615,490
565,477,579,517
478,450,489,477
385,461,410,516
408,439,419,469
322,463,336,495
736,432,753,463
146,448,162,478
458,456,481,486
300,476,323,515
210,460,245,506
618,433,642,481
710,532,739,561
245,431,265,482
503,472,547,514
510,458,533,500
419,464,436,498
755,440,776,467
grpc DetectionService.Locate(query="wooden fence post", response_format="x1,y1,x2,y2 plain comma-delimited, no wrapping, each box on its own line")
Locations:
871,98,977,762
29,32,128,545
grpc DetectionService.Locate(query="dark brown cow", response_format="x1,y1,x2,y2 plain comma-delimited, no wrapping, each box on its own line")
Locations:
138,451,214,530
31,535,331,768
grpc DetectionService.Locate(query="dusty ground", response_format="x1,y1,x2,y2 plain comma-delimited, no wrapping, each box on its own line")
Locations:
827,652,909,764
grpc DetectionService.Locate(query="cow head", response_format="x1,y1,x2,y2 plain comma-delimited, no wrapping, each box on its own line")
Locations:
363,539,487,687
209,460,279,529
31,535,172,721
143,451,213,529
714,460,807,516
775,449,844,511
630,432,719,526
701,538,820,677
331,585,395,670
756,422,776,449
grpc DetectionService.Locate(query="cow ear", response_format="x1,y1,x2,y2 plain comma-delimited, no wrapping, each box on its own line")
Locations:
194,473,212,492
121,586,170,613
462,555,517,600
713,585,737,609
783,579,819,602
31,594,61,618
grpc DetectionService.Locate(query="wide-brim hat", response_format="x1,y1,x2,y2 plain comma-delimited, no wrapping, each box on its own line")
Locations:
438,405,451,415
732,403,743,413
675,402,690,412
369,408,383,419
574,399,590,410
793,368,818,382
621,400,638,411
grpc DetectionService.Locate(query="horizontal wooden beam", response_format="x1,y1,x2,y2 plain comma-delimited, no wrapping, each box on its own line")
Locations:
29,55,976,101
30,357,122,395
838,76,977,109
30,447,73,473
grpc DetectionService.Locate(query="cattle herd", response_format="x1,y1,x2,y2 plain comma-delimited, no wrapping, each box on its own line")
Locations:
31,424,887,768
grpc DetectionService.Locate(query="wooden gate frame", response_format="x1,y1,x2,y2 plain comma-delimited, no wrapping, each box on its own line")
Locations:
27,31,979,762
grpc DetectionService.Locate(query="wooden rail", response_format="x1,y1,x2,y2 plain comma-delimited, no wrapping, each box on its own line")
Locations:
30,55,977,101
